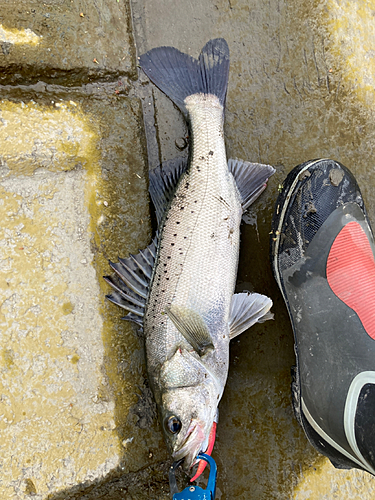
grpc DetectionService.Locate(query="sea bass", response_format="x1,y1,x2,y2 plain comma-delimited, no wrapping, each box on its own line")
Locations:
105,39,275,479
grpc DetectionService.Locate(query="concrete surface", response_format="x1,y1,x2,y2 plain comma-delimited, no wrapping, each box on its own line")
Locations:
0,89,170,498
1,0,375,499
0,0,135,85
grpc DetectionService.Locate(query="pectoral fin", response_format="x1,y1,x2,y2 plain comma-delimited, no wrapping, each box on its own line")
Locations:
229,292,273,339
165,305,214,355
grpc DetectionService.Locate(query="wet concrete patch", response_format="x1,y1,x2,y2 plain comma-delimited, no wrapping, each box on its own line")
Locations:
0,0,135,85
132,0,375,497
47,460,184,500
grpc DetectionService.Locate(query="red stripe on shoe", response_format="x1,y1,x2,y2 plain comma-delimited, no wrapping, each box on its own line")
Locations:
327,221,375,340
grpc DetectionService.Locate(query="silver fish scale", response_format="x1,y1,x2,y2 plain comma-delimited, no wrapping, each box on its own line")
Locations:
145,94,242,400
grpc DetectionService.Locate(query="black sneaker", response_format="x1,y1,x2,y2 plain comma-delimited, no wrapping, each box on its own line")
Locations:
270,158,375,474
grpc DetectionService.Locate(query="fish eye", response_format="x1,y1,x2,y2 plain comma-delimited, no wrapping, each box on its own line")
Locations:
165,415,182,434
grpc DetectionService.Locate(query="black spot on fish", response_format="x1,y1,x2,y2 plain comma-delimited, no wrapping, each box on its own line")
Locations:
174,234,177,237
171,243,175,246
167,256,171,259
209,151,214,156
185,183,189,188
180,207,184,210
176,221,180,224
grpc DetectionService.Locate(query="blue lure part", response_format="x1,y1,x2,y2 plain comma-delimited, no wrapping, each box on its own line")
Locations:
170,453,217,500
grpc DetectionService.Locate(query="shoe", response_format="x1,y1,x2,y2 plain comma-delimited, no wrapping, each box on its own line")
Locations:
270,158,375,474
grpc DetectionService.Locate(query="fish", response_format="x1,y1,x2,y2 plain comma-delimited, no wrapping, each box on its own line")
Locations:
104,39,275,480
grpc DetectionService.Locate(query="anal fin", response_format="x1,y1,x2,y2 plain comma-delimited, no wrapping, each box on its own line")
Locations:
228,159,276,211
229,292,273,339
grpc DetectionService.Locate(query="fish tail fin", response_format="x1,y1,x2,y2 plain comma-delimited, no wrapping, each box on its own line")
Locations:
139,38,229,117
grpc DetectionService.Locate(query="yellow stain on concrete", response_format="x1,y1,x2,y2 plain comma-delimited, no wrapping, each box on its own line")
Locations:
80,97,165,474
0,24,41,46
0,99,123,498
325,0,375,106
0,100,95,176
292,457,375,499
62,301,74,315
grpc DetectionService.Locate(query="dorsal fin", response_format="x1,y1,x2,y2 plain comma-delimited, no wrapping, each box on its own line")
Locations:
104,235,158,327
228,159,275,211
149,158,188,223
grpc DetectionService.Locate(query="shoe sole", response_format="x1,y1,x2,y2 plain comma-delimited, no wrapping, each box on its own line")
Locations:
270,159,375,474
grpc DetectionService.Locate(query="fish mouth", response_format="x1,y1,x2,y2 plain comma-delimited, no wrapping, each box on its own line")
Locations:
172,420,206,468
